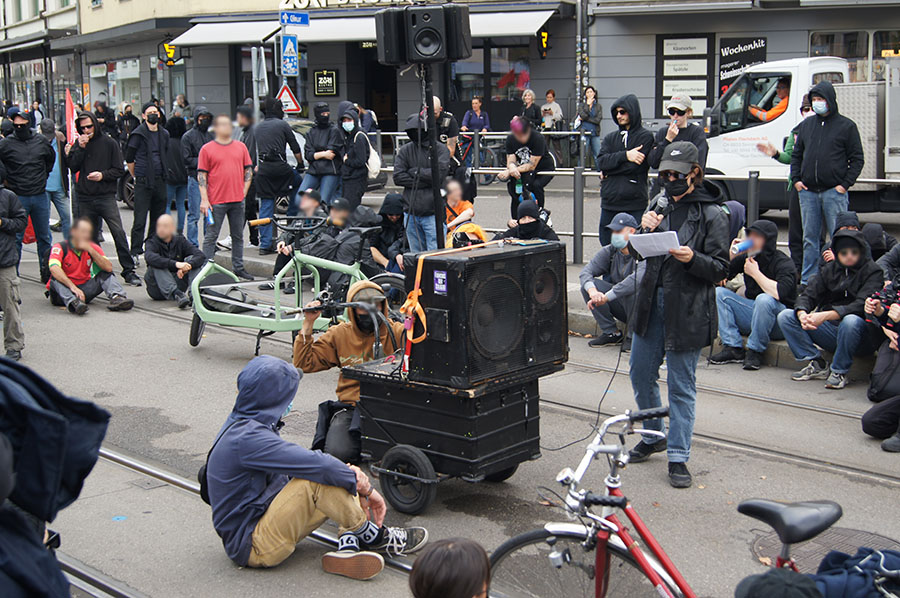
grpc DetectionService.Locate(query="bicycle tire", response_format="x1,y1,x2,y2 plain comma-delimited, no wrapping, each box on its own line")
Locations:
490,527,680,598
480,147,497,185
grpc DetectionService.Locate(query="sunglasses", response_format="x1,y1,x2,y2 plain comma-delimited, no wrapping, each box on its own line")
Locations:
659,171,688,180
615,109,628,116
800,107,812,114
80,124,94,130
667,108,686,117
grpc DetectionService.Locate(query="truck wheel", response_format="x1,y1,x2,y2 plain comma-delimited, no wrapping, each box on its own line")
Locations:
379,444,437,515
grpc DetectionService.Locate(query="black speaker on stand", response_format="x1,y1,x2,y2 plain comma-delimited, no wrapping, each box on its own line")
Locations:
375,4,472,66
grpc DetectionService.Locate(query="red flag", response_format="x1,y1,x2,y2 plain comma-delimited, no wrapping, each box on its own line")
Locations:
65,88,77,144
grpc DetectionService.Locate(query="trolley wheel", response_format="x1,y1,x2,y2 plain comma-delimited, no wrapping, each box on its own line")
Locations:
483,464,519,483
379,444,437,515
189,313,206,347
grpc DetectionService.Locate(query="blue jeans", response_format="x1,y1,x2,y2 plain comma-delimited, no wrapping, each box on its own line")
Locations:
47,188,70,241
799,187,848,284
16,193,52,267
258,197,276,249
629,289,701,463
776,310,877,374
584,134,602,167
300,173,341,206
715,287,785,353
166,183,187,234
186,177,202,247
405,214,444,253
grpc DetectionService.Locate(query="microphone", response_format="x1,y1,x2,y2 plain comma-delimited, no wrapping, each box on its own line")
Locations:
642,191,670,233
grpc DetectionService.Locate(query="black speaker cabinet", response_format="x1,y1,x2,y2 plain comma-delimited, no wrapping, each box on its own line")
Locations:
375,4,471,66
443,4,473,61
375,8,406,66
404,241,568,388
405,5,446,63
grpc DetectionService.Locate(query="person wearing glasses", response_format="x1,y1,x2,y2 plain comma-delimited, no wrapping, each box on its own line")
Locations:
627,141,730,489
647,95,708,171
749,77,790,123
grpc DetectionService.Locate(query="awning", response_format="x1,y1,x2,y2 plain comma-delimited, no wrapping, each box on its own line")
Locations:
285,15,376,42
170,21,279,47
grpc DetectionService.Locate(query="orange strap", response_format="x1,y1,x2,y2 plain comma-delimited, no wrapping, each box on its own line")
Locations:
400,240,506,344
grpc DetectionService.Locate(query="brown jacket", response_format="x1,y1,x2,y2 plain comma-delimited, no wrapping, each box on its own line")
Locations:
293,280,404,404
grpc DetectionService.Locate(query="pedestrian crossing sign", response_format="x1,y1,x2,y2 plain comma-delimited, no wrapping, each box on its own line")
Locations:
279,34,299,77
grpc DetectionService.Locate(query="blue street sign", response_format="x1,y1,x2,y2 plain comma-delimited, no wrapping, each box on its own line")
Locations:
279,11,310,26
280,34,299,77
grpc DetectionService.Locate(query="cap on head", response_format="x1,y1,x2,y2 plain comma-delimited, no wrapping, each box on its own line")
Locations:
331,197,352,213
666,95,693,112
658,141,699,175
606,212,639,231
141,101,158,114
302,188,323,204
353,286,387,306
6,107,24,122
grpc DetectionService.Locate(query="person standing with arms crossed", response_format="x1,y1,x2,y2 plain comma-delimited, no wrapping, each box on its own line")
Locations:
125,102,169,264
197,115,255,281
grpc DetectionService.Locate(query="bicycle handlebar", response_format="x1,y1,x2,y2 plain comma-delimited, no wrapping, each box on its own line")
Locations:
583,492,628,509
628,407,669,423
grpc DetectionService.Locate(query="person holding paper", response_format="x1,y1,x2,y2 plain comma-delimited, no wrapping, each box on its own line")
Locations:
626,141,730,489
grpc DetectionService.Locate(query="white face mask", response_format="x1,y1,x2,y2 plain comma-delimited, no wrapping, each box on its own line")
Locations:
342,121,354,133
812,100,828,116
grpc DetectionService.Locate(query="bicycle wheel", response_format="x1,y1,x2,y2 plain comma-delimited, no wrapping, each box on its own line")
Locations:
479,147,497,185
490,528,678,598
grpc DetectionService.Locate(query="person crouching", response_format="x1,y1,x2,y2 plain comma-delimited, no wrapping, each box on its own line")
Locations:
144,214,206,308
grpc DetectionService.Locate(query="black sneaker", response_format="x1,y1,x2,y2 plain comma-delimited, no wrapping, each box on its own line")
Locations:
258,281,276,291
107,295,134,311
366,526,428,556
5,349,21,361
622,336,632,353
68,299,89,315
175,291,191,309
123,272,142,287
588,331,623,347
628,438,667,463
668,462,692,488
259,246,277,256
710,345,745,364
743,349,763,371
882,431,900,453
233,269,255,281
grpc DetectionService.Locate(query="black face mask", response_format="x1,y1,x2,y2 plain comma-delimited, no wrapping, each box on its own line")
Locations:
315,112,330,126
13,125,30,140
197,118,211,132
356,314,375,334
663,177,691,198
517,220,540,239
146,113,159,125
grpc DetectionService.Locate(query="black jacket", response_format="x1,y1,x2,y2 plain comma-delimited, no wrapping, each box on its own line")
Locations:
728,219,797,308
164,134,188,186
116,112,140,144
632,181,730,351
595,95,656,212
340,107,369,181
144,233,206,272
521,103,542,129
648,122,708,170
393,114,451,217
304,120,343,177
125,122,169,181
235,124,258,167
862,222,897,263
796,229,883,318
181,106,213,178
0,129,55,196
790,81,865,192
94,106,117,138
68,112,125,199
373,193,406,263
0,189,26,269
494,221,560,242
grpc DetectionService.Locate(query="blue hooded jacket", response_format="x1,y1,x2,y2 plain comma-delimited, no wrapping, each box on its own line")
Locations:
207,356,357,566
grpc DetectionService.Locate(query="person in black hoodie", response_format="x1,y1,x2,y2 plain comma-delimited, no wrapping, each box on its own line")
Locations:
627,141,730,489
67,110,140,285
339,102,370,210
0,188,26,360
494,199,559,242
125,101,169,261
164,116,188,235
181,105,213,247
862,222,897,264
777,229,882,390
595,94,655,245
647,95,708,171
144,214,205,308
301,102,343,206
711,219,797,371
371,192,405,274
790,80,865,286
94,102,117,138
116,103,140,148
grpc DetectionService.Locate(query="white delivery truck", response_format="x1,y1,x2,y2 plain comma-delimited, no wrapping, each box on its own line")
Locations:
703,56,900,212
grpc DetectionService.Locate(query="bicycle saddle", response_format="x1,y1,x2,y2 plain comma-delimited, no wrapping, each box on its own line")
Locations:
738,499,842,545
348,226,382,236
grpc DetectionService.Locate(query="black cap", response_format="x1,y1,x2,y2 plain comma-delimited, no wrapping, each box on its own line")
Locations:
331,197,352,212
735,568,821,598
301,188,322,203
517,199,540,221
141,101,158,114
658,141,699,174
606,212,639,231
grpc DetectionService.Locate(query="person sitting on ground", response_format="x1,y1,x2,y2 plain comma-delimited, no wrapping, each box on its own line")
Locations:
494,199,559,242
445,178,474,233
863,298,900,453
143,214,205,309
819,211,862,266
712,220,797,371
777,229,882,389
862,222,897,264
46,217,134,315
875,228,900,283
448,222,488,248
580,212,639,349
206,355,427,579
371,192,406,274
294,281,405,463
409,538,490,598
325,197,352,238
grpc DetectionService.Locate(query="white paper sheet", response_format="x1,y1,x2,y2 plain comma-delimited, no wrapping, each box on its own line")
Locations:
629,231,680,258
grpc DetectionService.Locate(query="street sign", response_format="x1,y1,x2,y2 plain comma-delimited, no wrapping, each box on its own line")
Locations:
313,69,338,96
157,40,182,67
279,11,310,26
280,34,299,77
276,83,302,114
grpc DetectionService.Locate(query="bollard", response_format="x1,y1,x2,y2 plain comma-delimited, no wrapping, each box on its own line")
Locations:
473,130,481,170
573,166,585,264
747,171,760,224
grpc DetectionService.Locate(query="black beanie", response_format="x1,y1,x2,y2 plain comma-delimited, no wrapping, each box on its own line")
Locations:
517,199,540,221
833,211,859,233
141,101,157,114
832,234,861,254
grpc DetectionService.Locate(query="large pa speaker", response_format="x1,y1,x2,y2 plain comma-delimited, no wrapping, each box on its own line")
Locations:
405,6,446,63
443,4,472,61
375,4,472,66
404,242,568,388
374,8,406,66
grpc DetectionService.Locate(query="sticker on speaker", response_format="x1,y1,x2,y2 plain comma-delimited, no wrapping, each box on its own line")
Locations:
434,270,447,295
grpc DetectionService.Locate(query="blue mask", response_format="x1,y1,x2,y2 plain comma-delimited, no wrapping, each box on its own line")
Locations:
812,100,828,116
610,233,628,249
342,121,354,133
282,400,293,418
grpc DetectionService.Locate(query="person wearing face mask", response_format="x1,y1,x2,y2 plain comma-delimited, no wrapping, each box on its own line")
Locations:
0,107,55,267
124,102,169,264
301,102,343,207
627,141,730,489
181,105,214,247
757,94,813,275
790,80,865,287
579,212,639,349
494,199,559,242
338,103,370,210
116,103,140,148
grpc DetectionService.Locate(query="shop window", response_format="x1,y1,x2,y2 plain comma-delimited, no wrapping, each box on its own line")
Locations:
809,31,869,82
491,47,530,102
450,48,485,102
874,31,900,81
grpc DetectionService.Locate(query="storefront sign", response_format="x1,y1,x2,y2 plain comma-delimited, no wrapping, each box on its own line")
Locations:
663,37,707,56
663,80,707,97
89,64,107,78
655,34,714,119
663,59,707,77
279,0,393,8
314,69,338,96
718,37,767,94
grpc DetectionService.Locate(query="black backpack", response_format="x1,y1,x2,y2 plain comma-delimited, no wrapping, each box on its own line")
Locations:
40,241,68,285
868,338,900,403
198,420,239,505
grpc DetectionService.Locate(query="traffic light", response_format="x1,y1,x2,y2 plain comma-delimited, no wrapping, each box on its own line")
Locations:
538,28,549,59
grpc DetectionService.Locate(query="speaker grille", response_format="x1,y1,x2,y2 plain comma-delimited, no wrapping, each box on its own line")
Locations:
413,28,442,57
466,260,527,380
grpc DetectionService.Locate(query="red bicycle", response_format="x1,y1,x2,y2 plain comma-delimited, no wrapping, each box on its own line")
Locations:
488,407,844,597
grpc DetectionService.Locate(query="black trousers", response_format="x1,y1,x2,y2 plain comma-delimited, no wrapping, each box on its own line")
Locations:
507,172,553,219
78,194,136,275
131,177,167,255
862,395,900,439
787,186,803,275
342,177,367,210
244,180,259,246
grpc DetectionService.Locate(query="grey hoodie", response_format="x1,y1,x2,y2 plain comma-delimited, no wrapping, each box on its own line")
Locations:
579,244,638,303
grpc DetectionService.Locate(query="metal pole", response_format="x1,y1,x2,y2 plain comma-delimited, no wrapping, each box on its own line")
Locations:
472,129,480,170
747,170,760,224
578,130,585,168
279,24,286,90
423,64,445,249
573,165,584,264
575,0,584,104
251,47,260,123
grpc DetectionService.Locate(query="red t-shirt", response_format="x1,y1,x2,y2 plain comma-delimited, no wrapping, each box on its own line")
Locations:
197,140,252,205
46,242,104,288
